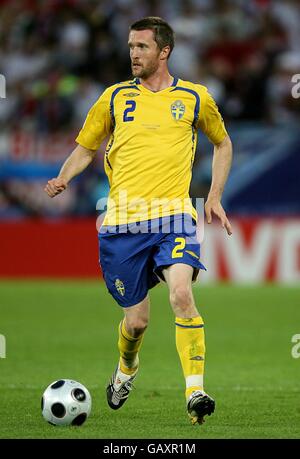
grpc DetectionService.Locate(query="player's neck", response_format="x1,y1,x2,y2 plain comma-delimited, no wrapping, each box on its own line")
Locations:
140,70,173,93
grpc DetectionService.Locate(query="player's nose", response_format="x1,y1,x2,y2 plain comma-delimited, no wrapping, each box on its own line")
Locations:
131,48,139,59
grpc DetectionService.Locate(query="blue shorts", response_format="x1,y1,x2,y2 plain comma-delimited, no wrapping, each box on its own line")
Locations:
98,214,206,308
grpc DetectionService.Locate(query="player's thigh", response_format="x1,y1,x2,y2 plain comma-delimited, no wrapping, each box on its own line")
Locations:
162,263,194,290
163,263,194,296
163,264,198,316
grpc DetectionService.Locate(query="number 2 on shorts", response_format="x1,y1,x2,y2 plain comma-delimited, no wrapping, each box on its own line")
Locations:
172,237,186,258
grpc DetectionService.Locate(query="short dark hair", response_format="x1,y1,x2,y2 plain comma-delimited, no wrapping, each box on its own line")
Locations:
130,17,175,58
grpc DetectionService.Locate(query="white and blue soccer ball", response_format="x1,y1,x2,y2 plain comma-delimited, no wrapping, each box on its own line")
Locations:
41,379,92,426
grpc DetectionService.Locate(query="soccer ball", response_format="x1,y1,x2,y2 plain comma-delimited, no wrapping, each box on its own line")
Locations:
41,379,92,426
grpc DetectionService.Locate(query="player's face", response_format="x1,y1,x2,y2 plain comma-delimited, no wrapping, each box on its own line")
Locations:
128,29,162,79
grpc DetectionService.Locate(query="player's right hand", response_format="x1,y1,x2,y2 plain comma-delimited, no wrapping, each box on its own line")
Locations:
44,177,68,198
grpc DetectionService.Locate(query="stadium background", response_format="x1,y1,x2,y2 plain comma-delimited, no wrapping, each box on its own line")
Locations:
0,0,300,440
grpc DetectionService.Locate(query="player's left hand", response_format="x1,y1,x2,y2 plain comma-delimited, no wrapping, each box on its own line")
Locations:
205,198,232,236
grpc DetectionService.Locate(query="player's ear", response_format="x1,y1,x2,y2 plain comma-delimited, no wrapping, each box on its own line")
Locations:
160,45,171,60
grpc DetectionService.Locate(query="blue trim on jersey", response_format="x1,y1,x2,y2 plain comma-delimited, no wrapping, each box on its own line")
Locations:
191,125,196,169
175,323,204,329
105,132,114,170
110,85,140,125
133,76,178,88
170,86,200,126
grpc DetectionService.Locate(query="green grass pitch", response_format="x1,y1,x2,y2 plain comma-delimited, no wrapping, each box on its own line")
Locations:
0,281,299,439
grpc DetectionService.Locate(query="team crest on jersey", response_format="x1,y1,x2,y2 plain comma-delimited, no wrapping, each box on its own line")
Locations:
123,92,140,97
171,100,185,120
115,278,125,296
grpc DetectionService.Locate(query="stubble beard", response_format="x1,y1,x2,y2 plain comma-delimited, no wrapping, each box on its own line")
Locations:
131,60,159,80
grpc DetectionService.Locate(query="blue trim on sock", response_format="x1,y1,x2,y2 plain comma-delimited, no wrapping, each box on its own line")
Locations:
175,323,204,329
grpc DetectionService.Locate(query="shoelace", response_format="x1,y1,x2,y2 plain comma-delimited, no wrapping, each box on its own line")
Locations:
191,390,205,399
188,390,206,407
113,379,135,401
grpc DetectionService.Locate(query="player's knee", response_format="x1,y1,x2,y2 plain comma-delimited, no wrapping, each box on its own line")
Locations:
125,317,148,337
169,286,193,311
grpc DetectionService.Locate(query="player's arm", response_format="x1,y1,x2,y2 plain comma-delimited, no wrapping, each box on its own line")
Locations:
205,135,232,235
44,145,97,198
45,87,113,198
196,89,233,235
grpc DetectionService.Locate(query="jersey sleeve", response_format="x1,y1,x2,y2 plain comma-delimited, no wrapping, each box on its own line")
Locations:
75,88,112,151
196,88,228,145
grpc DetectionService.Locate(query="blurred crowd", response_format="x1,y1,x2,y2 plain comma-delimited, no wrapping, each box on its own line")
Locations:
0,0,300,218
1,0,300,131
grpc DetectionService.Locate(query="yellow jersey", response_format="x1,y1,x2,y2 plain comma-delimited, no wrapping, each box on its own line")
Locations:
76,77,227,225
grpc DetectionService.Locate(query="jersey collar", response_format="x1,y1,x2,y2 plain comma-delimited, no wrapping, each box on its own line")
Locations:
133,76,179,93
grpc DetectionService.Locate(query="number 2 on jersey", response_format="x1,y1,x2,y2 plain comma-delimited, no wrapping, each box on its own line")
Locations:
123,100,136,122
172,237,186,258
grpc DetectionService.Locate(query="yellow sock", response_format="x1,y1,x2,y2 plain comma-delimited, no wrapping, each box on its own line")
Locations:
175,316,205,401
118,320,144,375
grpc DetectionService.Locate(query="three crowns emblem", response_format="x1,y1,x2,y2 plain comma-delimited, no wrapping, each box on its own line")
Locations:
171,100,185,120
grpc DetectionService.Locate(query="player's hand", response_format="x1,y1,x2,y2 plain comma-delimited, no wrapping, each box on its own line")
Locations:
205,198,232,236
44,177,68,198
